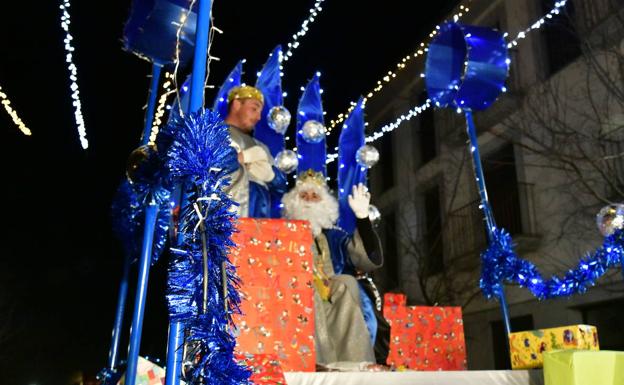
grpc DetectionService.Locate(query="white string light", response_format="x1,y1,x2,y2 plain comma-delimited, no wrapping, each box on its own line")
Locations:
325,101,432,164
326,3,472,135
60,0,88,149
148,72,176,145
324,0,570,163
0,85,31,136
282,0,327,67
506,0,567,48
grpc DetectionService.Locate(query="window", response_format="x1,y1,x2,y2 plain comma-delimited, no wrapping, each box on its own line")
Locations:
379,211,399,291
417,91,436,166
378,133,394,191
424,185,444,275
491,315,535,369
540,0,581,76
581,299,624,350
483,144,523,235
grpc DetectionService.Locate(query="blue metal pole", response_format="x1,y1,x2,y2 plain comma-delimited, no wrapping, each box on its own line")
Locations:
141,63,163,146
465,110,512,341
125,203,158,385
164,321,185,385
107,255,131,372
464,110,497,241
188,0,212,113
164,1,212,383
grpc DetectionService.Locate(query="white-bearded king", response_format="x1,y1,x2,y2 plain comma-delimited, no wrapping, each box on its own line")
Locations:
282,170,383,366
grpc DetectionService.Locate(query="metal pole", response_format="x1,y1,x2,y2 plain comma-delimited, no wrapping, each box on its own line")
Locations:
464,110,497,241
125,203,158,385
141,63,163,145
164,1,212,383
464,110,512,341
164,321,185,385
187,0,212,113
106,255,131,371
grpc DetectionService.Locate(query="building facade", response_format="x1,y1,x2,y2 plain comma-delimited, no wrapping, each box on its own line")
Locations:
366,0,624,369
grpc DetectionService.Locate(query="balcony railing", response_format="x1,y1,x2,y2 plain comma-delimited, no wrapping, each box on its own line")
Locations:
445,182,538,262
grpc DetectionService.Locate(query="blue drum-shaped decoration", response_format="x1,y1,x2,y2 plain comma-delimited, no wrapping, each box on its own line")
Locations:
123,0,198,66
425,23,509,110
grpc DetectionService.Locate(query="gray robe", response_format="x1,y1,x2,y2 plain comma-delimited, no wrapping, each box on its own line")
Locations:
226,126,274,217
312,229,381,365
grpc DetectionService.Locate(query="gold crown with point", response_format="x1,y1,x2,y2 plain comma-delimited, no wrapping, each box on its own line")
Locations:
297,169,326,187
227,85,264,104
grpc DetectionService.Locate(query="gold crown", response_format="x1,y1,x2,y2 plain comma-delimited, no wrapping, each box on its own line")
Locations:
227,85,264,104
297,169,326,187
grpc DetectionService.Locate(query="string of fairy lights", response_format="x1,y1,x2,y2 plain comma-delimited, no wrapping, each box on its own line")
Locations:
506,0,568,48
282,0,327,66
60,0,89,149
149,0,224,143
0,85,31,136
325,3,473,135
148,72,176,145
323,0,571,164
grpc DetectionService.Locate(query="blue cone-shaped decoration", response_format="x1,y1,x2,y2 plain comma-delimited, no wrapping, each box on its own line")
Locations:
296,73,326,176
337,97,366,234
212,60,243,120
255,45,285,158
123,0,198,66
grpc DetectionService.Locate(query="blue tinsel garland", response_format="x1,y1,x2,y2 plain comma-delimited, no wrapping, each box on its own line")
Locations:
111,178,171,265
162,109,249,385
480,228,624,299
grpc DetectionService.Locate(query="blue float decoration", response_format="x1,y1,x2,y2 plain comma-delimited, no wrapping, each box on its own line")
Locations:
162,109,249,385
255,45,286,158
111,179,171,266
425,22,509,110
481,229,624,299
424,22,624,342
296,73,326,175
337,97,367,234
123,0,198,66
212,60,243,120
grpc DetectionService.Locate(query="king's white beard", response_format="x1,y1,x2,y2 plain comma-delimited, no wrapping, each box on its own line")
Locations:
282,183,339,237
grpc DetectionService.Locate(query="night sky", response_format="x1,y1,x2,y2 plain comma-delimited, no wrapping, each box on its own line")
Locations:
0,1,457,383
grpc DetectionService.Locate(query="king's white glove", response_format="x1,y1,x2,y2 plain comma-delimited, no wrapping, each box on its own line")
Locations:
348,183,371,219
242,146,274,182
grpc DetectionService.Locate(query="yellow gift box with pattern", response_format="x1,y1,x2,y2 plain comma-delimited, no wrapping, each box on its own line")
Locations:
509,324,599,369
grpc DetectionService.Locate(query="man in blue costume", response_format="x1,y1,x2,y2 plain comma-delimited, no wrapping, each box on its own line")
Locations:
224,85,287,217
282,170,383,366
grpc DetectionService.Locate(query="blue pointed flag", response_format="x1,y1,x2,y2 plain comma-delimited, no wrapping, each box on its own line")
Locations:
255,45,285,158
337,98,366,234
296,73,326,175
212,60,243,119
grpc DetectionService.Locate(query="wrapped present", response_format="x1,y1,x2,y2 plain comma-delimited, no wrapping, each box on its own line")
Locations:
509,324,599,369
383,293,407,320
118,357,165,385
544,350,624,385
384,302,467,371
236,353,287,385
231,218,315,372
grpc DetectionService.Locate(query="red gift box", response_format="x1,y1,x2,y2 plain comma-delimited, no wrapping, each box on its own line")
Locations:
383,294,467,371
236,353,287,385
231,218,315,372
